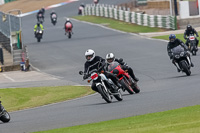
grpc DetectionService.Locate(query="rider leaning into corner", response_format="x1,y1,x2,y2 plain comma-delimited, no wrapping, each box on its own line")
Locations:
105,53,139,82
167,34,194,72
83,49,122,93
64,18,73,35
184,24,199,49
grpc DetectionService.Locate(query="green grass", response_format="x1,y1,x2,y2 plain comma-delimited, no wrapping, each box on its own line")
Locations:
0,86,94,112
33,105,200,133
73,16,168,33
153,33,200,46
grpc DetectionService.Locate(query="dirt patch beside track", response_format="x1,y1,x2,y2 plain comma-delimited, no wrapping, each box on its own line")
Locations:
0,0,70,14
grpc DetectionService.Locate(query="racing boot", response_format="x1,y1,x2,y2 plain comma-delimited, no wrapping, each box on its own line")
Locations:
177,68,181,72
191,62,194,67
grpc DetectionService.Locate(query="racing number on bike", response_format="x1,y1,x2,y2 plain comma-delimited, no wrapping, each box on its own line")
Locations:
91,73,98,80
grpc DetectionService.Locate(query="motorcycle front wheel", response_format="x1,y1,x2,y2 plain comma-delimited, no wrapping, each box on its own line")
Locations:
180,61,191,76
0,110,10,123
68,32,72,39
97,85,112,103
119,78,134,94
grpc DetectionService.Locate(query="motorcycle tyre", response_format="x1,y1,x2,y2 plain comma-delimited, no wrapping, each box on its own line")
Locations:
119,79,134,94
37,38,41,42
97,85,112,103
0,110,10,123
180,61,191,76
68,32,71,39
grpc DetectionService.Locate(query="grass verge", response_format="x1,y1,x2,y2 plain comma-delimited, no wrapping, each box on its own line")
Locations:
73,16,168,33
33,105,200,133
153,33,200,46
0,86,94,112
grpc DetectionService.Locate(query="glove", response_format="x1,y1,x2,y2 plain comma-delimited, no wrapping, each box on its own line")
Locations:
83,75,88,80
186,50,190,55
170,55,173,60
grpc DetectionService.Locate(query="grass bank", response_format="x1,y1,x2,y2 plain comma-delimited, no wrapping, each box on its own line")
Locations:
34,105,200,133
0,86,93,112
73,16,168,33
153,33,200,46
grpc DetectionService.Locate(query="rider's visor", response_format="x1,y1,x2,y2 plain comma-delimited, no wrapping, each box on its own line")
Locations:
107,58,113,63
86,55,93,60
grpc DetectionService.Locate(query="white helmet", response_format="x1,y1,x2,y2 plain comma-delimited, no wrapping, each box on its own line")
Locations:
66,18,70,21
85,49,95,62
106,53,115,64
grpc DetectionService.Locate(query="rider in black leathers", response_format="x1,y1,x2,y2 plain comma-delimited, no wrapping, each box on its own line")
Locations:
105,53,139,82
83,49,121,92
167,34,194,72
36,9,44,22
184,24,199,48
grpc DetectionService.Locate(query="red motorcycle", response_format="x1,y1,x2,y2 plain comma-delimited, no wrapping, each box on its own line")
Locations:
65,23,72,39
107,61,140,94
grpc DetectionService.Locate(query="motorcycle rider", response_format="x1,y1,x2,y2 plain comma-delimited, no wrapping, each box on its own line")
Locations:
83,49,122,93
50,10,57,21
64,18,73,35
40,7,45,15
50,10,57,17
167,34,194,72
80,3,85,8
36,9,44,22
34,22,44,37
105,53,139,82
78,3,85,15
184,24,199,49
94,0,99,4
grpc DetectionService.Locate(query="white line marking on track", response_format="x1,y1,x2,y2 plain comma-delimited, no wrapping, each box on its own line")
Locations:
2,74,16,82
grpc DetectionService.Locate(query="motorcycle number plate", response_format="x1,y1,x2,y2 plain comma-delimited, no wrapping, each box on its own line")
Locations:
91,73,98,80
189,36,195,40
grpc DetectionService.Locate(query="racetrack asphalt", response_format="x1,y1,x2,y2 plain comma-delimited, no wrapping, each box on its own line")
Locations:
0,0,200,133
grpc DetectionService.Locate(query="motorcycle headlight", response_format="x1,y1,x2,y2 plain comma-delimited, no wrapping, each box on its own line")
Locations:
180,52,184,57
39,31,42,33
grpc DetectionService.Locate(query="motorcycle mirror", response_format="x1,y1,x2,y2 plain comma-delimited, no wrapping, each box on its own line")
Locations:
79,71,83,75
118,58,123,62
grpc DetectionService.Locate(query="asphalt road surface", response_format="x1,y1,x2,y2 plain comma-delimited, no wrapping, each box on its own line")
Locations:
1,0,200,133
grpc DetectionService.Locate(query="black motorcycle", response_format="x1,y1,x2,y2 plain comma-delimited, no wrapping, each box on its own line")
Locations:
0,100,10,123
50,13,57,25
35,28,43,42
171,45,192,76
187,34,198,55
79,68,123,103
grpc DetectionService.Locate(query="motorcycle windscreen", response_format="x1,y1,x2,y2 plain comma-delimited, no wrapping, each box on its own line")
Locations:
171,45,185,55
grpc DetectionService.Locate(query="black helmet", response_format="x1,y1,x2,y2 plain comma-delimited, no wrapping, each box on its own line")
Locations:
169,34,176,42
37,22,40,26
187,24,192,31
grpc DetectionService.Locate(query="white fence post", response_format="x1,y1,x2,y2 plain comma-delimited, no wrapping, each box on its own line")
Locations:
83,4,176,30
